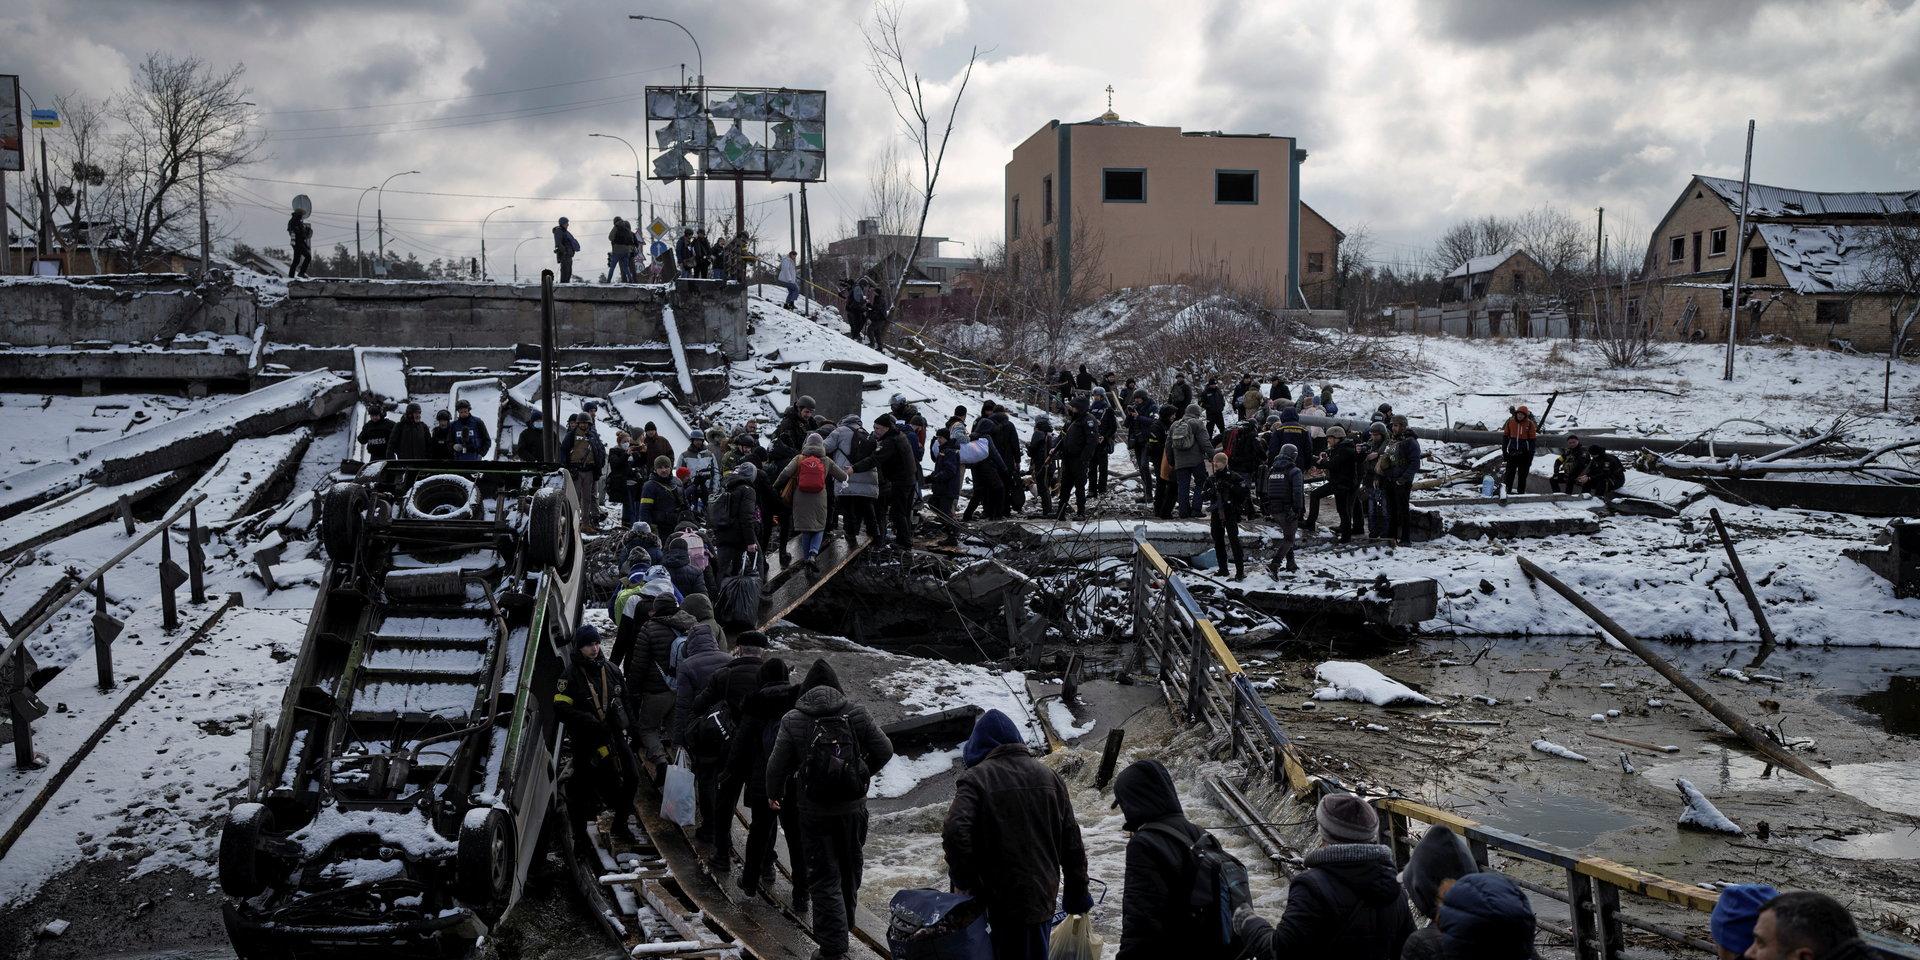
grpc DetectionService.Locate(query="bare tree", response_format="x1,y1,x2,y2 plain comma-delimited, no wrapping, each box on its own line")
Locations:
1588,269,1666,368
975,214,1109,365
863,0,978,310
49,94,111,273
101,54,262,271
1429,214,1518,275
1854,212,1920,410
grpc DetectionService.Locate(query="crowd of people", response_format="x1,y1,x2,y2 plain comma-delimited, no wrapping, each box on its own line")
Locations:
547,216,791,288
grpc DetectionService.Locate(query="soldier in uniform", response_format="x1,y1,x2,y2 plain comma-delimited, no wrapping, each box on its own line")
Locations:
554,625,640,846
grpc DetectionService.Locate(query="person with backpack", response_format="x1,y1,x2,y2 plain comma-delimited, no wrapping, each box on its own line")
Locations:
775,434,849,569
709,462,761,585
1202,453,1250,579
1114,759,1249,960
851,413,918,555
689,630,771,867
1263,443,1306,574
1025,416,1057,517
1501,405,1539,494
1053,398,1097,520
668,621,730,841
1170,403,1214,518
611,584,694,765
449,398,492,463
386,402,433,459
941,709,1091,960
730,656,809,909
555,626,640,847
1384,416,1422,546
1232,793,1415,960
1167,372,1193,414
1152,405,1178,519
825,413,882,549
553,217,581,283
925,432,965,545
765,659,895,960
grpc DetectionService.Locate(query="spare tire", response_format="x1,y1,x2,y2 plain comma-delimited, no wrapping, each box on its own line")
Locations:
218,802,275,897
454,806,516,912
320,482,370,563
404,474,479,520
525,486,574,571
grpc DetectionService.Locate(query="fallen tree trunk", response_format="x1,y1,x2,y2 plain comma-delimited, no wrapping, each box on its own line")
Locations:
1513,555,1833,787
1709,508,1778,668
1297,414,1846,459
1654,438,1920,478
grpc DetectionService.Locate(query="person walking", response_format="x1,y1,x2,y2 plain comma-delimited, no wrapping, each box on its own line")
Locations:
941,709,1092,960
1263,443,1306,574
560,415,607,530
609,217,640,282
1205,453,1250,578
774,434,849,568
612,585,695,765
778,251,801,308
449,399,492,462
925,432,964,544
709,463,762,583
1501,405,1538,495
866,286,892,351
1053,398,1096,520
386,402,433,459
1201,376,1227,440
1113,759,1242,960
1170,403,1213,518
825,414,882,549
1026,417,1057,517
671,622,731,847
638,455,686,539
851,413,917,555
1089,388,1117,496
1384,416,1421,546
1232,794,1414,959
287,208,313,279
554,626,640,846
731,655,809,909
765,659,894,960
1151,406,1177,519
552,217,581,283
1126,396,1157,504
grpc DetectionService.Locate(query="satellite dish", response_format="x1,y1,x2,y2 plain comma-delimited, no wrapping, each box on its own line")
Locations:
292,194,313,215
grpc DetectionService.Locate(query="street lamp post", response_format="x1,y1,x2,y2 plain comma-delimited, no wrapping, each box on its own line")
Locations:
512,236,539,283
376,169,420,275
591,133,645,230
354,184,378,278
480,204,514,281
630,15,703,231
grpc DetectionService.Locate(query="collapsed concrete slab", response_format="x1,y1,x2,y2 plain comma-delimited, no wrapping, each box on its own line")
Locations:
790,370,866,424
0,469,196,561
1409,495,1603,541
0,370,355,521
177,429,315,530
1236,577,1440,629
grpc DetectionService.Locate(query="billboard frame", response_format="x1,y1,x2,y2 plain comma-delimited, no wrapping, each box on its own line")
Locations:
643,83,826,186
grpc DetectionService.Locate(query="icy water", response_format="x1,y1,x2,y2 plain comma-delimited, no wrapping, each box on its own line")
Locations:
1642,752,1920,820
1443,787,1642,849
1850,674,1920,738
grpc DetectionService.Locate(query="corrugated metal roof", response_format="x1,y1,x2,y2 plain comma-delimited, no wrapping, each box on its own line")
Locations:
1753,223,1881,294
1445,248,1520,279
1697,175,1920,219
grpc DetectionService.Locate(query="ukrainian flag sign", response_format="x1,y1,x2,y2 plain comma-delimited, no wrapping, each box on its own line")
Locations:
30,108,59,129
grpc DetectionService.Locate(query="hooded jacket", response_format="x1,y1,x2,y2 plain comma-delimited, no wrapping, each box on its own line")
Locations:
763,660,894,816
1436,872,1536,960
852,423,916,489
728,658,797,805
941,709,1090,924
387,417,433,460
1114,760,1208,960
672,624,731,747
681,591,727,652
1240,842,1416,960
663,540,706,599
1172,404,1214,469
926,442,964,500
615,605,694,696
1323,436,1360,491
711,472,760,548
826,414,881,498
1399,827,1481,960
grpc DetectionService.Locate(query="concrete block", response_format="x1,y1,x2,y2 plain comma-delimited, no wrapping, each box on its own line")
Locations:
791,370,866,424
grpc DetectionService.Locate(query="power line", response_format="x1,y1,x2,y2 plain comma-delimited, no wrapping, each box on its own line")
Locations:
262,92,645,142
261,66,679,115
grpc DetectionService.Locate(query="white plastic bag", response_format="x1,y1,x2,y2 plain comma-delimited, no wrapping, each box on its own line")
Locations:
1047,913,1102,960
958,437,991,465
661,749,698,827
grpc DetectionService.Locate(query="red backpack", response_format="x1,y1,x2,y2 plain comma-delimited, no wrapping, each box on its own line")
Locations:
796,455,828,494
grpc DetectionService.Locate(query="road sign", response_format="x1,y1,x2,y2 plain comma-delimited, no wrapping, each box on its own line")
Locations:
0,76,21,172
648,217,669,238
29,108,58,129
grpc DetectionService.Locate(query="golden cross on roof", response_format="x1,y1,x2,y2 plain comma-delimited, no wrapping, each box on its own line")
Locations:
1105,84,1115,111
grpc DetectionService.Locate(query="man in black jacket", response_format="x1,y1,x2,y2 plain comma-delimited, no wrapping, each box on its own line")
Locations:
358,401,394,462
611,587,693,765
1053,399,1096,520
431,410,456,459
691,630,769,870
1026,418,1056,516
765,660,893,960
1234,793,1415,960
941,709,1090,960
709,463,761,581
1114,759,1217,960
514,411,546,462
1201,376,1227,439
386,403,433,459
1315,427,1360,542
989,405,1023,514
851,413,917,555
554,626,639,845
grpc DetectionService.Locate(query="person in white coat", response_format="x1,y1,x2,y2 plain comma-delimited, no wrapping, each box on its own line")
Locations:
777,251,800,309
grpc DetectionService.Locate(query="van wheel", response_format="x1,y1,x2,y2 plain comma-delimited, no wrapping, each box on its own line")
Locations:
455,807,516,912
320,482,370,563
218,802,275,897
526,486,574,571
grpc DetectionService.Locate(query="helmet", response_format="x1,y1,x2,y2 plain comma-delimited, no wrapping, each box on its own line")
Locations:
689,429,705,441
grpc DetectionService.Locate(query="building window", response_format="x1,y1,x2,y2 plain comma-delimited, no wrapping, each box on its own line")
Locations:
1042,237,1054,273
1306,252,1325,273
1626,297,1641,326
1215,170,1258,204
1103,168,1146,203
1042,176,1053,224
1669,236,1685,263
1011,196,1021,240
1513,273,1526,294
1750,247,1767,278
1710,227,1727,256
1816,299,1851,324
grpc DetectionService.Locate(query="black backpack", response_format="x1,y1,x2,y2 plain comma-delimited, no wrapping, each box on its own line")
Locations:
800,713,869,804
685,701,735,760
850,427,876,465
1141,823,1251,950
709,485,740,533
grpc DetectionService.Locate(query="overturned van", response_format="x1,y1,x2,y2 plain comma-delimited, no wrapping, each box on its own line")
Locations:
219,460,586,959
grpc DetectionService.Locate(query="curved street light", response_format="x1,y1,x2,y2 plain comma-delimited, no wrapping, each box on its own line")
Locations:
591,132,646,230
630,14,704,230
512,236,541,283
353,185,380,277
376,169,421,274
480,204,514,281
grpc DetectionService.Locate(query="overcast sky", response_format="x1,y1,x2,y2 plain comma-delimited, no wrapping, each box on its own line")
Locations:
7,0,1918,273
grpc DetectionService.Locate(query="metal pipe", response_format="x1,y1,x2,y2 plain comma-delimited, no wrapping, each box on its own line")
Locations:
1726,120,1755,381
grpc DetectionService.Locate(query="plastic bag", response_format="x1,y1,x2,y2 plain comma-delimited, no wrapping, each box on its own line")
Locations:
661,750,698,827
1047,913,1102,960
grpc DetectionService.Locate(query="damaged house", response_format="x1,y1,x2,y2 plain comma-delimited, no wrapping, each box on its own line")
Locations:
1641,174,1920,352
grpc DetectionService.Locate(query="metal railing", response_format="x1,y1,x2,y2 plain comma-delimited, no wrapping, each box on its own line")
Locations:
1129,526,1310,794
3,492,210,769
1127,528,1920,960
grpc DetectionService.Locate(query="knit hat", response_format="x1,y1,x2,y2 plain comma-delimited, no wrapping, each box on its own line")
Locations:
875,412,896,429
802,434,827,456
732,462,756,481
1281,407,1299,423
1369,421,1388,436
1710,884,1778,956
1315,793,1379,843
573,625,602,649
654,455,672,470
736,629,769,648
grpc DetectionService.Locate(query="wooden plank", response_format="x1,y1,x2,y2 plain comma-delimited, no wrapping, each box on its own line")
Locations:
630,782,818,960
756,539,868,631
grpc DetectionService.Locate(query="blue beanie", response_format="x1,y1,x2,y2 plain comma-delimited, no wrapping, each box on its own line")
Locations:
961,708,1025,767
1280,407,1299,423
573,624,601,648
1711,884,1778,956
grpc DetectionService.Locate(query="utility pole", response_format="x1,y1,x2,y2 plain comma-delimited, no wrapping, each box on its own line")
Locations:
1725,119,1755,382
197,154,209,278
1,155,10,276
788,193,795,254
1594,207,1604,274
37,136,53,259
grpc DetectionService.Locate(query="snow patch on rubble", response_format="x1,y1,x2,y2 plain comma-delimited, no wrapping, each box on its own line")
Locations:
1312,661,1440,706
